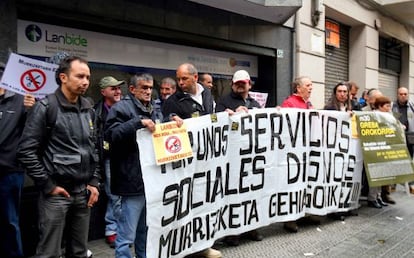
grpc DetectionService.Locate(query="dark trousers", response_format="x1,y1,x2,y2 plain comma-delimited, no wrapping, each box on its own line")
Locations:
0,172,24,258
34,190,90,258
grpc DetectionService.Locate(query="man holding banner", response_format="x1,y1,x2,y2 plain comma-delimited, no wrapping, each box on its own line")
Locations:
280,76,314,233
162,63,221,258
105,73,182,258
215,69,263,246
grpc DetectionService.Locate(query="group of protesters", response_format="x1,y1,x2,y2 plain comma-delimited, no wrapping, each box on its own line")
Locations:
1,53,413,258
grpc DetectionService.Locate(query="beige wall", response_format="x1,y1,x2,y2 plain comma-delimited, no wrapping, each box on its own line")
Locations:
295,0,414,107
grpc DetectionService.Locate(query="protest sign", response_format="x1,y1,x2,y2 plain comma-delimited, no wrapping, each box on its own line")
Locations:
355,111,414,187
137,108,363,258
249,91,268,108
0,53,58,97
151,122,193,165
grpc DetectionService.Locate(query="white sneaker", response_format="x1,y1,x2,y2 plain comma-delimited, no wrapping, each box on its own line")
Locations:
199,248,222,258
87,249,93,258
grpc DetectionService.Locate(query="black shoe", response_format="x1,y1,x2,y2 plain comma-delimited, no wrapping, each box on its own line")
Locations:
381,193,396,204
367,200,382,208
283,221,298,233
377,198,388,207
224,235,240,246
247,230,263,241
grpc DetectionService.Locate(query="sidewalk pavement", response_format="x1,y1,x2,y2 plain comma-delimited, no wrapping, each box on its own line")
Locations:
88,186,414,257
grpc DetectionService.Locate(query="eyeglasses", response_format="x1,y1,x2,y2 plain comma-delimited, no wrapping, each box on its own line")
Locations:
139,86,153,91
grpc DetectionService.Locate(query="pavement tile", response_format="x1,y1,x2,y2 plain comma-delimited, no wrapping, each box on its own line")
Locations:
88,188,414,257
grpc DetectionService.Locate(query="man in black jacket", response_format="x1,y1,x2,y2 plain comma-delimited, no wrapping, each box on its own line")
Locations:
162,63,221,258
162,63,214,119
105,73,182,258
215,70,263,246
216,70,261,113
17,56,100,258
0,62,35,258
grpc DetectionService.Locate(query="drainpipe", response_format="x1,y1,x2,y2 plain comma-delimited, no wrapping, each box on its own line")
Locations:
291,13,299,84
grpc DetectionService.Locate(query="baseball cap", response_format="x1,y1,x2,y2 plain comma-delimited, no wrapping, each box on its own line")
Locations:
99,76,124,89
232,70,250,83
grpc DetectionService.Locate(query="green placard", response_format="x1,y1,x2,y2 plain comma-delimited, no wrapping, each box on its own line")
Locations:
355,112,414,187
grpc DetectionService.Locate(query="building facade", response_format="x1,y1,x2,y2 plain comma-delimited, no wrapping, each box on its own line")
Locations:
294,0,414,108
0,0,302,106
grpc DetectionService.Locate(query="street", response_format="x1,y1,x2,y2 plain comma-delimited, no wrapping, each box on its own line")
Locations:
89,185,414,257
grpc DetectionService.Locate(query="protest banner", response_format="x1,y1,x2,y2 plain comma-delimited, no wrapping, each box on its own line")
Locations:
0,53,58,98
355,111,414,187
137,108,363,258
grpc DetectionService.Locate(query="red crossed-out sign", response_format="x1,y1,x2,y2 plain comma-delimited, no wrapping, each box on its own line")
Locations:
20,69,46,92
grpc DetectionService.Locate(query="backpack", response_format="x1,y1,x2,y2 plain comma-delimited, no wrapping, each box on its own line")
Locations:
44,93,59,135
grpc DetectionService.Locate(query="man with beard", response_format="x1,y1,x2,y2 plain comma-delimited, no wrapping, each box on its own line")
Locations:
215,70,263,246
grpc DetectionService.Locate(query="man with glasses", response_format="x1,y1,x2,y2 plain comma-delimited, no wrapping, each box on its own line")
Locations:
105,74,182,258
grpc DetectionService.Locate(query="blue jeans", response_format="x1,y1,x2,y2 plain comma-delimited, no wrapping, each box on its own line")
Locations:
115,195,146,258
0,172,24,258
104,159,121,236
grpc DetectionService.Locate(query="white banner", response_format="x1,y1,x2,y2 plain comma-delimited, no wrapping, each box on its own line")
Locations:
0,53,58,98
137,108,363,258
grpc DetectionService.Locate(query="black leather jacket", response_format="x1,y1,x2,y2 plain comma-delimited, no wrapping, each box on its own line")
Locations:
17,89,100,194
104,92,163,196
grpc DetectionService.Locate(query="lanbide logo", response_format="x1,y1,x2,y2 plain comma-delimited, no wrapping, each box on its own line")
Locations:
24,24,88,47
25,24,42,42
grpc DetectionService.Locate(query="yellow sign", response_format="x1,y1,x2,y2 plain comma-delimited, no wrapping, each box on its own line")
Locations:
152,122,193,165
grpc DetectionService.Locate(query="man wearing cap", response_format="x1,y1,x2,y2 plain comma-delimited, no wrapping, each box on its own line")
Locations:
0,61,36,258
95,76,124,248
215,70,263,246
216,70,261,113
